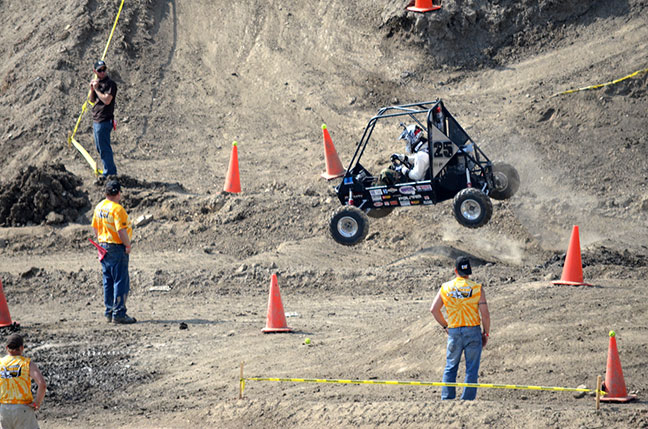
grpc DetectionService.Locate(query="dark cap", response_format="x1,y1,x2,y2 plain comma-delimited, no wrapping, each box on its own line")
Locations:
105,180,121,196
6,334,24,350
455,256,472,277
94,60,106,70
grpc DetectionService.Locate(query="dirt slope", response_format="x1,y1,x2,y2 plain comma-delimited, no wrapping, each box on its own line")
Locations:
0,0,647,428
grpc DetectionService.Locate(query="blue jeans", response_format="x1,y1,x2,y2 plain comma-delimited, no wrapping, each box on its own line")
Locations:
101,244,130,318
442,326,482,400
93,120,117,176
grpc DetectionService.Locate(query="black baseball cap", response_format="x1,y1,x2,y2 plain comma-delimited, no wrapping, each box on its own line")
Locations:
455,256,472,276
6,334,24,350
105,180,121,196
94,60,106,70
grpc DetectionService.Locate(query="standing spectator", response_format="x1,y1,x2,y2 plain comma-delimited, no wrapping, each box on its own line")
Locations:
0,334,46,429
91,180,136,324
430,256,490,400
89,60,118,181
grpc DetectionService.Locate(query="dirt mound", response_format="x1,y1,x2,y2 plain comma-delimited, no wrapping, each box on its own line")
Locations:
382,0,635,69
0,164,89,226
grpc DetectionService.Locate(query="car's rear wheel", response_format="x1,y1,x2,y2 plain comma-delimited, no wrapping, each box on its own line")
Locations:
329,206,370,246
490,162,520,200
453,188,492,228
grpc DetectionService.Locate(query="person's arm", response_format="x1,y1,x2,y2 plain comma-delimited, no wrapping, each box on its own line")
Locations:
90,81,113,105
29,362,46,410
89,79,98,103
118,229,131,254
430,289,448,333
93,86,113,105
479,288,491,347
402,151,429,181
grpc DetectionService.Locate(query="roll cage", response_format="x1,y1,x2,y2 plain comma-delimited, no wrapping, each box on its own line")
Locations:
335,100,496,209
349,100,492,181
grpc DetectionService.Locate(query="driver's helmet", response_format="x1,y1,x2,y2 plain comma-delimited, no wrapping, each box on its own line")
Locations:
399,124,425,154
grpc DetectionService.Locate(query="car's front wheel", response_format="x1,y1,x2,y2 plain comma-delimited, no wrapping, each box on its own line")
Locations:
329,206,370,246
453,188,492,228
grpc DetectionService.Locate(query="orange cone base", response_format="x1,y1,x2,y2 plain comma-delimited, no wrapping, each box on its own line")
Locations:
0,321,19,328
262,326,292,333
600,394,637,403
321,171,344,180
551,279,592,286
407,5,441,12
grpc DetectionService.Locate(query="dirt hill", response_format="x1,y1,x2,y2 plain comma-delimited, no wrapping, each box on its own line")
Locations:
0,1,647,428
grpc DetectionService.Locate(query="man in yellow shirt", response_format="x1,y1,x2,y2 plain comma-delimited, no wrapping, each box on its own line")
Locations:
0,334,46,429
430,256,490,400
91,180,136,324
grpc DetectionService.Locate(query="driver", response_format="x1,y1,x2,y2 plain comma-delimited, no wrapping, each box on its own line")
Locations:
379,124,430,186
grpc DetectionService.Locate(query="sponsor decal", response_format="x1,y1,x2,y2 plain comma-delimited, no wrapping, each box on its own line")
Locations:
423,200,434,205
343,177,353,185
399,186,416,195
370,189,383,197
371,195,382,202
409,194,422,200
400,200,411,207
373,202,384,207
390,200,399,206
411,200,421,205
387,188,398,193
345,195,364,203
398,197,409,202
383,195,392,200
424,196,430,200
416,184,433,191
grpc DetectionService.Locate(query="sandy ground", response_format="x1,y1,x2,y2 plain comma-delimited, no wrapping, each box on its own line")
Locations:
0,0,647,427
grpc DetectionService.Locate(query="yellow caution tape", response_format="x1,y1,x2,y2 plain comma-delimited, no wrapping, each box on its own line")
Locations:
67,0,125,174
552,67,648,97
240,376,606,397
69,137,102,175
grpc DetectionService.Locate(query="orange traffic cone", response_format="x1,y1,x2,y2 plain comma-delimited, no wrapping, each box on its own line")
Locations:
224,141,241,193
600,330,637,402
406,0,442,13
320,124,345,180
552,225,592,286
262,274,292,333
0,278,17,328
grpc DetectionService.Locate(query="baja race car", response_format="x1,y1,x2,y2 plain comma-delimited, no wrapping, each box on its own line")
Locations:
329,100,519,246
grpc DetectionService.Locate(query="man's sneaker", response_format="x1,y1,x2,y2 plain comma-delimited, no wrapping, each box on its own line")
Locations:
113,315,137,324
106,315,113,323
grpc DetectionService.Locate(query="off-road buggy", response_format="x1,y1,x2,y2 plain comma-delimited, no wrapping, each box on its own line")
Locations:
329,100,519,245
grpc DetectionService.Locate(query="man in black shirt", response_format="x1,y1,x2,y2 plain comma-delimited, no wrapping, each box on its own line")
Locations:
90,60,118,179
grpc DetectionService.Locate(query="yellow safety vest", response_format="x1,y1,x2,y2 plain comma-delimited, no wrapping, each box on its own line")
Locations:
440,277,482,328
91,199,132,244
0,355,33,404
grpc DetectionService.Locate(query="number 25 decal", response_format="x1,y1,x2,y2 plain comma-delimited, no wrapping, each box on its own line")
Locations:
433,141,453,157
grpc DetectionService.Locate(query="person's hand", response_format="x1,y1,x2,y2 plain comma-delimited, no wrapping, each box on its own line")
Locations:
90,79,99,90
390,153,402,162
481,332,489,348
125,244,131,255
29,402,41,411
